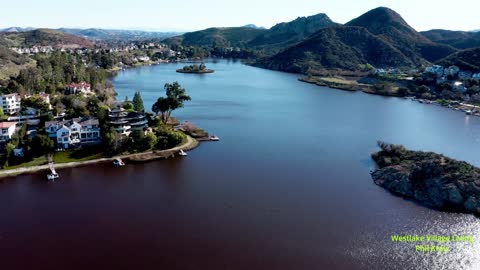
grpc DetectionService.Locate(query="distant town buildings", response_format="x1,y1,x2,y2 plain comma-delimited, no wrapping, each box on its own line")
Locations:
46,117,101,149
0,94,21,115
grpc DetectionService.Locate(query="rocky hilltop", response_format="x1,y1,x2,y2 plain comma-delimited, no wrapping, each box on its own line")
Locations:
371,142,480,215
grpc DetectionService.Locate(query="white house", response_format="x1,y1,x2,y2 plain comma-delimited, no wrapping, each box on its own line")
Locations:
453,81,467,92
0,122,17,141
46,117,101,149
0,94,21,115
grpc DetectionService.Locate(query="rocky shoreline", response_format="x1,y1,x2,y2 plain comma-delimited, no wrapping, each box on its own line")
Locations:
371,142,480,215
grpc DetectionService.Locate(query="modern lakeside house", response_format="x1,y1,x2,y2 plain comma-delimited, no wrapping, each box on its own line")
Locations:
108,109,148,136
46,117,102,149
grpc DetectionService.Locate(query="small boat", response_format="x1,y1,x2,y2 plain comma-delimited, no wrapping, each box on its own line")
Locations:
466,110,473,115
113,158,125,167
210,135,220,141
179,149,188,156
47,169,59,181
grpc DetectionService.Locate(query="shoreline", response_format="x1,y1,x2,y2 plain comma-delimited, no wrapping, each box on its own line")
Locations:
0,135,199,179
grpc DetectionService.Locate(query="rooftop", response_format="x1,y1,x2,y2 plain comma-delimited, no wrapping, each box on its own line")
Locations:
0,122,16,128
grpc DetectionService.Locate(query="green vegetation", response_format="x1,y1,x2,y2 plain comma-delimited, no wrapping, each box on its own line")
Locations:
53,148,104,164
422,29,480,50
132,91,144,112
152,81,192,123
176,63,213,73
437,48,480,71
5,156,48,170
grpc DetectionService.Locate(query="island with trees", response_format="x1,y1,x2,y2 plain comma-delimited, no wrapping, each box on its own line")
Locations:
176,63,214,74
371,142,480,215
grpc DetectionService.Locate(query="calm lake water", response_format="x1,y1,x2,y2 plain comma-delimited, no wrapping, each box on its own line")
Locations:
1,60,480,270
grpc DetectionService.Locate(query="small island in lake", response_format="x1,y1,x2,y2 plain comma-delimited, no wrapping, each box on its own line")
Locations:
371,142,480,215
176,63,214,74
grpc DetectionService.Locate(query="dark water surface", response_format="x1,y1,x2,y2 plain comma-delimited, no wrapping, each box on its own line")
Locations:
1,60,479,270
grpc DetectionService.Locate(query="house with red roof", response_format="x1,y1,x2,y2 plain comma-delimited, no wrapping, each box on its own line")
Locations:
64,82,92,95
0,122,17,141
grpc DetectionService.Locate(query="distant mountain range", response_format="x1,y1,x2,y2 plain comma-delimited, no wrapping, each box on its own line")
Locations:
164,7,480,72
0,29,94,48
57,28,181,41
0,27,181,41
243,24,266,30
1,7,480,74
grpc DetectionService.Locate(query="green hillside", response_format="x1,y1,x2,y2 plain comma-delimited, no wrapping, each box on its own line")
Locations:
255,26,414,73
164,27,266,48
421,29,480,50
247,13,337,50
346,7,456,63
0,29,94,48
437,48,480,71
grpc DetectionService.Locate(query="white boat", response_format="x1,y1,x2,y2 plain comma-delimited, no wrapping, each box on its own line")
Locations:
47,169,59,181
113,158,125,167
466,110,473,115
210,135,220,141
179,149,188,156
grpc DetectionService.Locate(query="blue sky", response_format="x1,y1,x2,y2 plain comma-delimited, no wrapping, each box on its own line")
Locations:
1,0,477,32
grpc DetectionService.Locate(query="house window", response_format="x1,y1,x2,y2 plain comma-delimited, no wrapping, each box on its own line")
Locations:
93,133,98,138
63,137,68,142
81,134,86,139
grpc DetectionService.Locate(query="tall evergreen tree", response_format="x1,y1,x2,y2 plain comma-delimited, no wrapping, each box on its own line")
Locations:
132,91,145,112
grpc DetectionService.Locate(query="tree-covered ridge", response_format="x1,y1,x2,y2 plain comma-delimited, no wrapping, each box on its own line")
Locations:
165,27,267,48
345,7,456,63
3,51,107,96
247,13,337,50
422,29,480,50
437,48,480,71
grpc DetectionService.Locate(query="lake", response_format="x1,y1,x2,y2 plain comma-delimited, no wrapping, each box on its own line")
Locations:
1,60,479,270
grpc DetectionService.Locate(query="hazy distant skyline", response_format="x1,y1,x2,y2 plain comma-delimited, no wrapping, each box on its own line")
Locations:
1,0,477,32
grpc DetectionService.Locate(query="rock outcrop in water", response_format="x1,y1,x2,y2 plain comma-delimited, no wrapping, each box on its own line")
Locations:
371,142,480,215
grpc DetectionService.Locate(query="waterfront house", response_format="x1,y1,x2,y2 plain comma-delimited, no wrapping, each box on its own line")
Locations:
46,117,101,149
459,71,473,80
0,94,21,115
445,66,460,76
0,122,17,141
424,65,444,77
453,81,467,92
108,109,148,136
64,82,92,95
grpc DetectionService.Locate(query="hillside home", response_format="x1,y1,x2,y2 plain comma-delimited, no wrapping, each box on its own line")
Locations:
64,82,92,95
0,94,21,115
0,122,17,141
453,82,467,92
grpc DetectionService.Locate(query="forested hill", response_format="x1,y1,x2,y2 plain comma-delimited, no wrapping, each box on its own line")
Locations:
254,26,414,73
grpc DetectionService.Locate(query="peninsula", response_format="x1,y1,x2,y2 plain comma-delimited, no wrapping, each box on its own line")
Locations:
176,63,214,74
371,142,480,215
